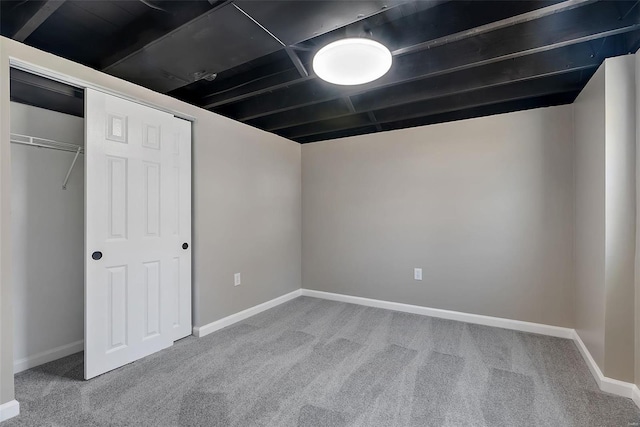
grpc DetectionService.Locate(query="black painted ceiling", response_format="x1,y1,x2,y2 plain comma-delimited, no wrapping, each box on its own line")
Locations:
2,0,640,143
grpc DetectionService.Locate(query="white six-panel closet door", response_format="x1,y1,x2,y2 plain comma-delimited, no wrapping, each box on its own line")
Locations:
84,89,191,380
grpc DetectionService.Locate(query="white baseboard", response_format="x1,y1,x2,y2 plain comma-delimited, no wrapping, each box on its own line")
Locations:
301,288,640,410
572,331,638,401
14,340,84,374
193,289,302,338
300,289,574,338
632,383,640,408
191,287,639,410
0,400,19,422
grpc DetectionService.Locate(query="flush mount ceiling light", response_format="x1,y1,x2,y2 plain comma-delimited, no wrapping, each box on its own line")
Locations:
313,38,392,85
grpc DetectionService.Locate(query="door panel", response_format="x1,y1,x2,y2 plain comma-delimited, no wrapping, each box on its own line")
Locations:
106,156,128,239
85,89,191,379
143,261,161,339
143,161,161,237
106,265,128,352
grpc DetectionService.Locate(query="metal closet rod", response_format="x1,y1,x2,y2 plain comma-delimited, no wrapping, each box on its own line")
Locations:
10,133,84,190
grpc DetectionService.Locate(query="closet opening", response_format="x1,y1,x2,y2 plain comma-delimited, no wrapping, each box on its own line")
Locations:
10,68,86,376
10,64,194,382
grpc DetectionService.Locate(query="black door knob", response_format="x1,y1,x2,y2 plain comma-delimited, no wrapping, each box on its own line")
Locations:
92,251,103,260
182,243,189,250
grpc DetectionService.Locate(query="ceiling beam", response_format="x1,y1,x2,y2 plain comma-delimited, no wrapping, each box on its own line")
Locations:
168,50,303,100
275,71,587,139
294,92,579,143
100,1,226,71
102,0,412,89
12,0,66,42
626,25,640,53
198,1,460,108
203,74,315,108
380,92,579,133
220,3,640,121
201,0,598,110
392,0,596,56
248,40,606,131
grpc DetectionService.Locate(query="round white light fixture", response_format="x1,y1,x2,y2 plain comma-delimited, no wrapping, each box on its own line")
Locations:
313,38,392,85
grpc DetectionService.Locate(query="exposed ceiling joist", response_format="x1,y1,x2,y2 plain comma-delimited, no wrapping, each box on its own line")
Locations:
202,0,598,110
12,0,65,42
5,0,639,143
202,74,315,109
100,1,226,71
391,0,596,56
102,0,414,94
234,0,433,46
219,4,640,122
248,39,613,131
277,70,587,140
295,92,579,143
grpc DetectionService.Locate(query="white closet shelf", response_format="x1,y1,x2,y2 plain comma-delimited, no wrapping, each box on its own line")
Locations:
10,133,84,190
10,133,84,154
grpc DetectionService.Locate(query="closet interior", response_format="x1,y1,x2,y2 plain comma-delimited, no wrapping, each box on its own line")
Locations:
10,69,86,373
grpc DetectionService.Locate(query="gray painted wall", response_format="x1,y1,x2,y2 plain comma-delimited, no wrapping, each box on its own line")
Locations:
0,37,301,405
0,36,637,407
603,56,636,383
10,102,84,147
1,41,14,405
192,115,302,326
637,52,640,390
10,102,85,370
574,64,607,371
302,105,575,327
574,56,637,383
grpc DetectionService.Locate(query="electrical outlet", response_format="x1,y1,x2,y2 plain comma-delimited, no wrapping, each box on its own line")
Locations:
414,268,422,281
234,273,241,286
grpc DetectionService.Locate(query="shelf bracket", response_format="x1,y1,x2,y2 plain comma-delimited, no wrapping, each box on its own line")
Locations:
62,146,82,190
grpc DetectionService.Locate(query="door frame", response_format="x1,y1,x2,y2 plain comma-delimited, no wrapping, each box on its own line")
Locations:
8,58,196,374
9,58,197,123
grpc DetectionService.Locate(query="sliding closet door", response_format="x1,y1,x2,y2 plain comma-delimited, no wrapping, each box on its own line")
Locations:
171,117,192,341
84,89,191,379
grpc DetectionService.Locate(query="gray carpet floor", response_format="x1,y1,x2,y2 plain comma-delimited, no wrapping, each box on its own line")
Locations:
5,296,640,426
